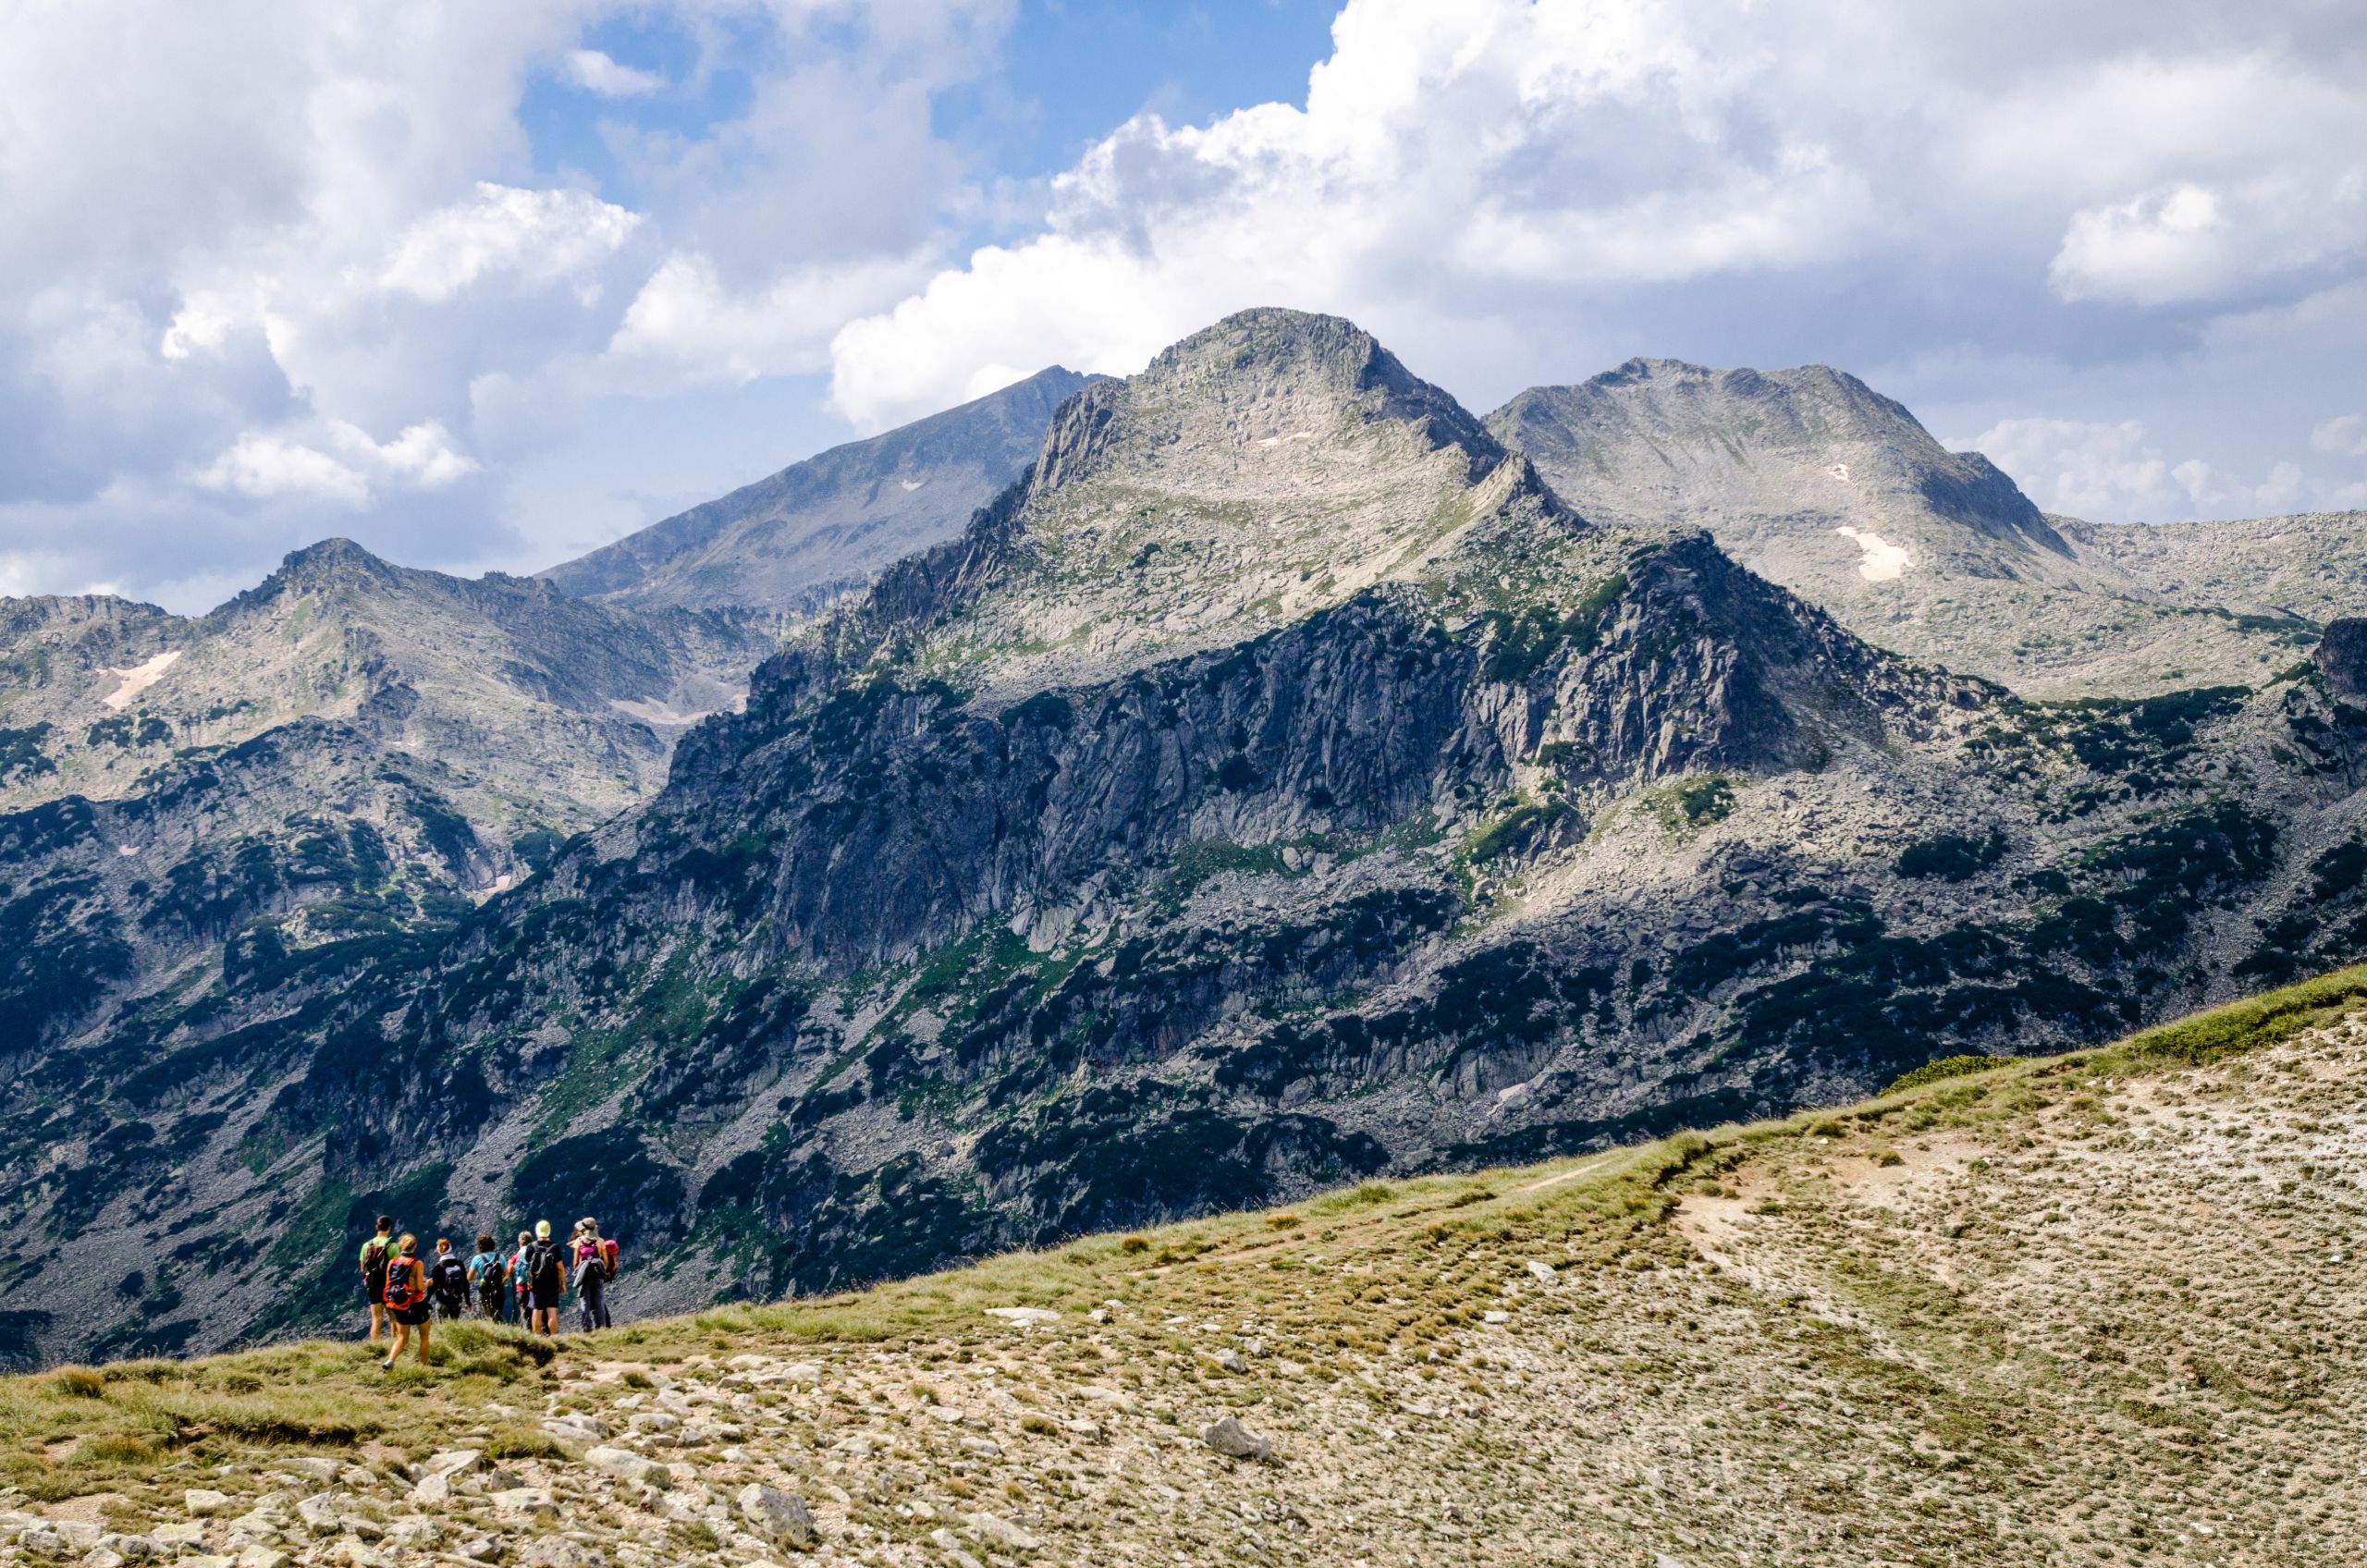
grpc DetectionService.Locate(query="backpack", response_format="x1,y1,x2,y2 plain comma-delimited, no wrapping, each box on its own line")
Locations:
599,1238,619,1281
381,1256,427,1311
526,1239,560,1289
431,1255,469,1303
361,1235,392,1296
470,1253,506,1292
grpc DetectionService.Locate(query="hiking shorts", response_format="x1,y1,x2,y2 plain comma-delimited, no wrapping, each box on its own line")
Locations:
392,1299,433,1328
531,1279,562,1312
362,1278,386,1307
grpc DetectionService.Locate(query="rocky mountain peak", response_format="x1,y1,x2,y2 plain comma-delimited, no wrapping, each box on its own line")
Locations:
1030,308,1502,502
539,366,1097,615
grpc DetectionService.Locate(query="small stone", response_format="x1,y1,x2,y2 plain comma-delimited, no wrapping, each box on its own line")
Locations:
181,1557,237,1568
80,1549,125,1568
422,1450,483,1479
20,1528,68,1561
783,1362,823,1384
1482,1310,1512,1324
583,1448,672,1489
736,1484,816,1550
410,1473,452,1506
959,1437,1003,1459
928,1527,961,1552
183,1490,232,1517
1212,1350,1248,1374
456,1539,501,1562
1526,1260,1558,1284
983,1306,1061,1327
295,1495,349,1536
233,1546,288,1568
491,1488,557,1521
627,1413,681,1436
1201,1415,1273,1461
151,1523,205,1545
544,1415,610,1442
924,1404,966,1424
966,1513,1039,1553
284,1459,341,1485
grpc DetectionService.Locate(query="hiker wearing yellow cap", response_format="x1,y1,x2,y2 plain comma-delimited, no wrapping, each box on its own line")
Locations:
523,1219,568,1335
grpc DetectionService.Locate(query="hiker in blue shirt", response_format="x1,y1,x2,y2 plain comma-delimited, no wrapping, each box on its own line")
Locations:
467,1232,508,1322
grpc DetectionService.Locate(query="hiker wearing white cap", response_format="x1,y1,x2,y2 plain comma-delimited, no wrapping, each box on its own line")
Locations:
523,1218,568,1334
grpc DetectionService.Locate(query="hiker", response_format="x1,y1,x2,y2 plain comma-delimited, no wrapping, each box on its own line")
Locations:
509,1230,533,1326
380,1233,434,1369
358,1215,396,1343
468,1232,508,1323
571,1218,614,1331
524,1219,568,1334
429,1238,470,1321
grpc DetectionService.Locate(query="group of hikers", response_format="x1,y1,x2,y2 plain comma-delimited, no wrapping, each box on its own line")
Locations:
358,1215,619,1368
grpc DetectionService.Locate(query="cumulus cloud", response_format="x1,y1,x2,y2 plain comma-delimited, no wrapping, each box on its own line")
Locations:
0,0,1014,604
2312,414,2367,458
6,0,2367,602
379,184,643,302
563,48,665,97
1973,416,2343,521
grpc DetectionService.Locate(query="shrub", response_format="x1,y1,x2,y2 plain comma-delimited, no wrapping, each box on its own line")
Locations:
1884,1054,2010,1096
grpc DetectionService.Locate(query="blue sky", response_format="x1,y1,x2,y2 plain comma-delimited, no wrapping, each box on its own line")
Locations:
3,0,2364,610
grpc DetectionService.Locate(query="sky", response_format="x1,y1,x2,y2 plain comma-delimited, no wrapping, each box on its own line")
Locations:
4,0,2364,613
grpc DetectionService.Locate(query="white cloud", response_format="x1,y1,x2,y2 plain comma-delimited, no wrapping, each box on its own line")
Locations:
379,183,643,302
601,251,934,393
1971,418,2178,519
198,435,372,507
564,48,665,97
195,417,478,507
1975,417,2340,521
2312,414,2367,458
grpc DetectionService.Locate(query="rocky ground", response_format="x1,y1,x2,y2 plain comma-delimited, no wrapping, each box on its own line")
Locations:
7,968,2366,1566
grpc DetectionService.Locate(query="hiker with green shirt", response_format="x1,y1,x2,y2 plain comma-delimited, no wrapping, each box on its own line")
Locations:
358,1215,396,1342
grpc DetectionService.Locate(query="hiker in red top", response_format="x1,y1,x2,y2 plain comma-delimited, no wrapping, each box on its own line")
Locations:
379,1233,434,1370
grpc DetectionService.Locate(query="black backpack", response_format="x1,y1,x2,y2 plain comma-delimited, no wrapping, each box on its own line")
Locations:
362,1236,392,1297
526,1239,561,1289
431,1254,469,1304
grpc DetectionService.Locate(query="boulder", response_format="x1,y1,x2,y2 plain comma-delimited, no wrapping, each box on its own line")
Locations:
1201,1415,1274,1461
582,1448,671,1489
182,1490,231,1517
735,1484,816,1550
2316,619,2367,700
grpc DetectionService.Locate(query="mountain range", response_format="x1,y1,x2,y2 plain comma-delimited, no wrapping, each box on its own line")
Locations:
1,308,2361,1366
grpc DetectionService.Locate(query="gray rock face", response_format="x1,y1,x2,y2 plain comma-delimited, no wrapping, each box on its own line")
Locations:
1488,361,2323,696
4,309,2365,1368
2317,619,2367,700
541,367,1095,614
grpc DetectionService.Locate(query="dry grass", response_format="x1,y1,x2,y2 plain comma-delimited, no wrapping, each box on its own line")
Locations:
7,965,2367,1565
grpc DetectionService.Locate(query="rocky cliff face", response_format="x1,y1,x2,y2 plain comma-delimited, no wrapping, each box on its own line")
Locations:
5,311,2363,1366
1488,361,2321,696
540,367,1094,614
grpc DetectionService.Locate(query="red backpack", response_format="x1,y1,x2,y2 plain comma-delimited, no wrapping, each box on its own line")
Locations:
599,1238,619,1280
381,1256,427,1311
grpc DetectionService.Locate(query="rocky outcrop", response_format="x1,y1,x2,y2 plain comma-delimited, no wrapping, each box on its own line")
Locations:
2318,618,2367,701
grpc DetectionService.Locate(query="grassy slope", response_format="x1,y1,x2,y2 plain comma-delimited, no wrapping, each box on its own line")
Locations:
9,964,2367,1565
